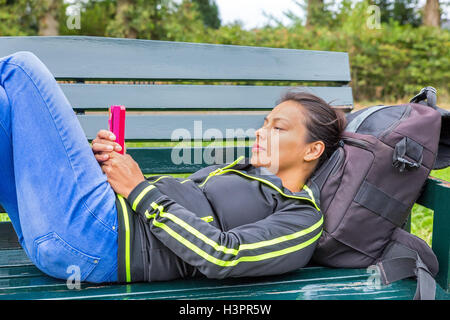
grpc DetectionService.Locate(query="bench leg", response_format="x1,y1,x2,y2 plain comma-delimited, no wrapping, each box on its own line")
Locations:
0,51,118,283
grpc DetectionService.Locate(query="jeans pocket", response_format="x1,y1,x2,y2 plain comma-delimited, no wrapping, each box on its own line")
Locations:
34,232,101,281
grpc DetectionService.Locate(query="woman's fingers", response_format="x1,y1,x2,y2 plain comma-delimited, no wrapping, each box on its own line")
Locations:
95,152,110,162
92,140,122,153
93,130,122,151
97,129,116,141
92,130,125,164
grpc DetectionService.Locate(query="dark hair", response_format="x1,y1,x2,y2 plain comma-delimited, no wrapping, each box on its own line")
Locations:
278,89,347,168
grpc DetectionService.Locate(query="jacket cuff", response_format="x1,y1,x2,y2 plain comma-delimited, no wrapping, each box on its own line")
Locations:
127,180,164,214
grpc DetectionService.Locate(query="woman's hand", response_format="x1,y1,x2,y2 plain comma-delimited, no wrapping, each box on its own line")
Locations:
91,129,125,164
100,151,146,199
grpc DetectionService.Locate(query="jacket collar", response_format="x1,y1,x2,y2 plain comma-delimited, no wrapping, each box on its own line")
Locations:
231,157,321,208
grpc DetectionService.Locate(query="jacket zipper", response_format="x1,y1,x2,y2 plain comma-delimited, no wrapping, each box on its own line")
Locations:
198,155,245,187
214,169,320,211
198,155,320,211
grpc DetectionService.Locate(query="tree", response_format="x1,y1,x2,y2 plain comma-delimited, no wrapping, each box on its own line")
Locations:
372,0,422,26
106,0,138,38
0,0,62,35
59,0,116,36
423,0,441,27
0,0,35,35
290,0,336,28
37,0,62,35
306,0,325,27
105,0,169,39
163,0,209,42
192,0,221,29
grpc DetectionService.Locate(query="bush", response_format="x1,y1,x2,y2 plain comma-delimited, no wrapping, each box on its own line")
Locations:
195,0,449,102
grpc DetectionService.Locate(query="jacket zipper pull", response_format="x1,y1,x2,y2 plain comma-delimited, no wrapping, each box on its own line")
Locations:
198,156,245,188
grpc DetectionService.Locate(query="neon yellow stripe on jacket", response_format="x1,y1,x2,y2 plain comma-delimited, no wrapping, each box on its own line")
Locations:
149,202,323,256
150,215,322,268
195,155,319,211
198,156,245,187
117,194,132,282
131,184,156,211
215,169,320,212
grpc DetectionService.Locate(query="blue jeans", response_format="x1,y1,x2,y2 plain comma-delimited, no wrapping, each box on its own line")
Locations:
0,51,118,283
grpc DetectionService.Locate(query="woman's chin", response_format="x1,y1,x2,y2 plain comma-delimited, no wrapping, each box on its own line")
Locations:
250,154,271,168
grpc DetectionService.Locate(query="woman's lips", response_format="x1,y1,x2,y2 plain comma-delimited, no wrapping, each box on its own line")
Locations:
252,143,265,152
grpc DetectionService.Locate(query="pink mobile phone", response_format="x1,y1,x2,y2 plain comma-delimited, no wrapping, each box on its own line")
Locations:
108,105,126,154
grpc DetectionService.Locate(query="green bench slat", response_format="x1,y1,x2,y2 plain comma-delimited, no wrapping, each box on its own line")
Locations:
0,249,31,267
0,146,251,211
0,222,21,250
78,114,264,140
416,177,450,292
0,250,447,300
0,36,351,82
0,261,426,300
1,259,448,300
0,265,42,280
127,146,251,174
61,84,354,111
1,260,448,300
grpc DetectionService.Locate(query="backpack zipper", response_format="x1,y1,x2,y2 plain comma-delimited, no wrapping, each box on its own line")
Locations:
343,105,412,149
341,137,371,150
378,105,412,140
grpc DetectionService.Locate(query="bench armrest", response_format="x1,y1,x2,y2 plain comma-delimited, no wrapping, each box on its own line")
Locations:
416,177,450,292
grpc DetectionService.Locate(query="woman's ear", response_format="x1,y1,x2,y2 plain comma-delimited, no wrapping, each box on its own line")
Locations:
303,141,325,162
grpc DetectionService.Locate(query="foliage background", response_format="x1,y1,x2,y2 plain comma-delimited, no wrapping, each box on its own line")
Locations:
0,0,448,104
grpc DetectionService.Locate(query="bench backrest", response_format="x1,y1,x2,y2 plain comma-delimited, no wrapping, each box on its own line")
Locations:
0,36,353,173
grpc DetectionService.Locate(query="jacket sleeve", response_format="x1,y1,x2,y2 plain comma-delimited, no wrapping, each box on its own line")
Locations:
127,180,323,279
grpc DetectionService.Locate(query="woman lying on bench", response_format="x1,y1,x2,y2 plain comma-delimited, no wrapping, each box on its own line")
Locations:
0,51,345,283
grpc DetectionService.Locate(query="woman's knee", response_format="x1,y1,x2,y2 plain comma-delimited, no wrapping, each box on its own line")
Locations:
2,51,52,82
7,51,42,67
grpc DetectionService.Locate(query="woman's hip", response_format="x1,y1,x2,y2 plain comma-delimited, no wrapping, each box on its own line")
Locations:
29,187,119,284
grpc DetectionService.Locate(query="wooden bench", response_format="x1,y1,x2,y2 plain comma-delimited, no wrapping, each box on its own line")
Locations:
0,36,448,300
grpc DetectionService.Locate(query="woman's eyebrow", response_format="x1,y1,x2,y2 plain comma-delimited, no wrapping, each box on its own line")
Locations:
264,116,290,124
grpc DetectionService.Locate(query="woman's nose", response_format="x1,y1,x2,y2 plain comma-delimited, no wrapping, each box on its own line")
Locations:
255,126,266,140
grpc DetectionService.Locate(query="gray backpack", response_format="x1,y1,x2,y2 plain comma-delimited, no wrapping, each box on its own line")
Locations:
311,87,449,300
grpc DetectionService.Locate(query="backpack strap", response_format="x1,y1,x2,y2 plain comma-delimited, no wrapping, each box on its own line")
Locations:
310,145,343,190
410,86,437,109
392,137,424,172
376,241,436,300
354,181,410,227
345,105,389,132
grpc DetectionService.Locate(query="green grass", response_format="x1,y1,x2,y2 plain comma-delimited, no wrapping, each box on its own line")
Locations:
411,167,450,246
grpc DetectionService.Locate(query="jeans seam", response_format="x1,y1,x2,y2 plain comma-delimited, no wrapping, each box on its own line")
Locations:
0,86,12,142
99,262,118,283
0,118,11,144
4,60,116,235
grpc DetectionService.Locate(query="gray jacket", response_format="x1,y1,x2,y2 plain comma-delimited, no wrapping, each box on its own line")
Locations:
115,156,323,283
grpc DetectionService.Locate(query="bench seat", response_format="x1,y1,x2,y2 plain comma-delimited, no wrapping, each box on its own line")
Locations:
0,247,448,300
